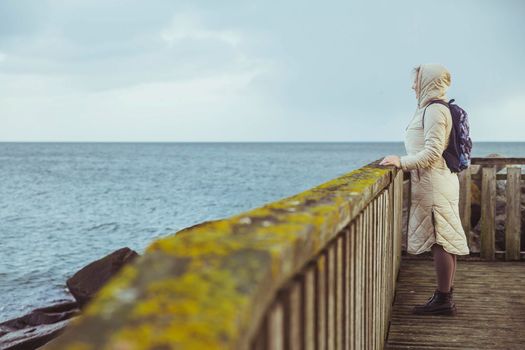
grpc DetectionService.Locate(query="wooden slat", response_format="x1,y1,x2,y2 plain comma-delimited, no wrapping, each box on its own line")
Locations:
327,242,336,350
471,173,525,180
303,265,315,350
335,234,344,350
356,211,364,350
365,204,371,350
505,166,522,261
384,187,395,341
382,190,388,349
481,166,496,260
251,314,267,350
285,278,303,350
394,171,404,282
346,222,356,350
367,199,377,349
268,300,284,350
316,251,326,350
388,176,396,299
383,190,389,348
471,157,525,166
369,198,379,349
459,166,472,248
378,192,385,349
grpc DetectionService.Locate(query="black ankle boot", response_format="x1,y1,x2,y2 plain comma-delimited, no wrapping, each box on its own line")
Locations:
412,288,457,316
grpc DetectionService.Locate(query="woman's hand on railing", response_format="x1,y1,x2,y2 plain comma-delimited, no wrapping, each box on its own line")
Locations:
379,155,401,168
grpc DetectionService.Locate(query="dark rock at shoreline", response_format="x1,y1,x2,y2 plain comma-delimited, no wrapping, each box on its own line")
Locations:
1,247,140,349
66,247,139,309
0,301,79,350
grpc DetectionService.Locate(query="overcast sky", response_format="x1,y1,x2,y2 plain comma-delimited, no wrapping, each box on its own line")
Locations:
1,0,524,142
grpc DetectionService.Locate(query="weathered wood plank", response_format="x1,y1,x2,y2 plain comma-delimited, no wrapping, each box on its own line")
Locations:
384,189,391,350
316,252,326,350
303,265,315,350
327,242,336,350
471,157,525,166
335,234,344,350
268,300,284,350
251,314,267,350
342,227,349,350
378,192,385,349
459,166,472,248
285,278,303,350
394,171,404,284
481,166,496,260
365,205,371,350
346,222,355,350
471,173,525,180
355,211,364,350
505,166,522,261
370,199,376,350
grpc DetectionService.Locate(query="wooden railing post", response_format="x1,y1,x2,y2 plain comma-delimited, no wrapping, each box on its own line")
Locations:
505,166,522,261
481,166,496,260
392,170,404,285
316,252,327,350
335,234,344,350
459,167,472,248
268,299,284,350
303,264,315,350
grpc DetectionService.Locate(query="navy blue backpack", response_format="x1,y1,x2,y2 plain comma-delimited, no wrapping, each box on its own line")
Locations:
422,99,472,173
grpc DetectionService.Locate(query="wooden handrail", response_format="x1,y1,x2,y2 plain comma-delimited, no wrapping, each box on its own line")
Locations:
471,157,525,166
43,159,404,350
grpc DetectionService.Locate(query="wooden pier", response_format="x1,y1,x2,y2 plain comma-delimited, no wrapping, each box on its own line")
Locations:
385,256,525,349
43,156,524,350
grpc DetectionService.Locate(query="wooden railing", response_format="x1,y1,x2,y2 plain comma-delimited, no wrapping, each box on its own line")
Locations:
251,167,404,350
43,159,404,350
459,157,524,260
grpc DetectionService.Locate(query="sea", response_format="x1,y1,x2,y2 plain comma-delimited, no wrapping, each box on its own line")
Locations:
1,141,524,322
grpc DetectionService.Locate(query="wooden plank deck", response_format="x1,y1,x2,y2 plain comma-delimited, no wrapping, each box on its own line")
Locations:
385,255,525,349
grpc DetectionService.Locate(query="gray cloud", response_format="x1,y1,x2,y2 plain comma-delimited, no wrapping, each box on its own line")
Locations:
0,0,524,141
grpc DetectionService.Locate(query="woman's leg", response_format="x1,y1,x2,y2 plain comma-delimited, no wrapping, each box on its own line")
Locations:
450,253,457,288
431,243,454,293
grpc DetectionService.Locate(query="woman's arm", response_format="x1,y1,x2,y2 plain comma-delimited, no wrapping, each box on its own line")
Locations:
399,105,449,171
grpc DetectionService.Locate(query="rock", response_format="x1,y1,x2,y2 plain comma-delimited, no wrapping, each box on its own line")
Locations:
2,319,74,350
66,247,139,309
0,301,79,350
1,247,140,349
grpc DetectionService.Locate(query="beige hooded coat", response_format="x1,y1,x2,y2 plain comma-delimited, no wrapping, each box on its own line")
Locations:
400,63,470,255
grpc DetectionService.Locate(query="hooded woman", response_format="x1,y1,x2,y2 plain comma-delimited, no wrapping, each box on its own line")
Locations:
379,63,470,316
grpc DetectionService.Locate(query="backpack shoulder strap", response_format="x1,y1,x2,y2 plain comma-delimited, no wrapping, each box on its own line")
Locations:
422,99,450,128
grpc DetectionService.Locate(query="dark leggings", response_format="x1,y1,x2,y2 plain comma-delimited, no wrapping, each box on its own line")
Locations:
431,243,456,293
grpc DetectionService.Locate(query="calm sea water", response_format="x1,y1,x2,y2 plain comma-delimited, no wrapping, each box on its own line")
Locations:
1,142,524,321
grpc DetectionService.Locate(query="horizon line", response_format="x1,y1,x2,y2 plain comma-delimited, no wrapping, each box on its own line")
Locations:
1,140,525,143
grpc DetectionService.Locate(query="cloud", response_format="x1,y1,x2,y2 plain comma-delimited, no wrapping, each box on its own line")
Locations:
0,1,523,141
0,9,284,141
1,70,284,141
469,94,525,141
161,13,242,48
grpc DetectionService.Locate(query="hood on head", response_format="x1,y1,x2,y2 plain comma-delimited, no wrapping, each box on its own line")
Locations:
416,63,451,108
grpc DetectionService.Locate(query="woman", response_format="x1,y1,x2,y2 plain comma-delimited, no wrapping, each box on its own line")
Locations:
379,63,470,316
